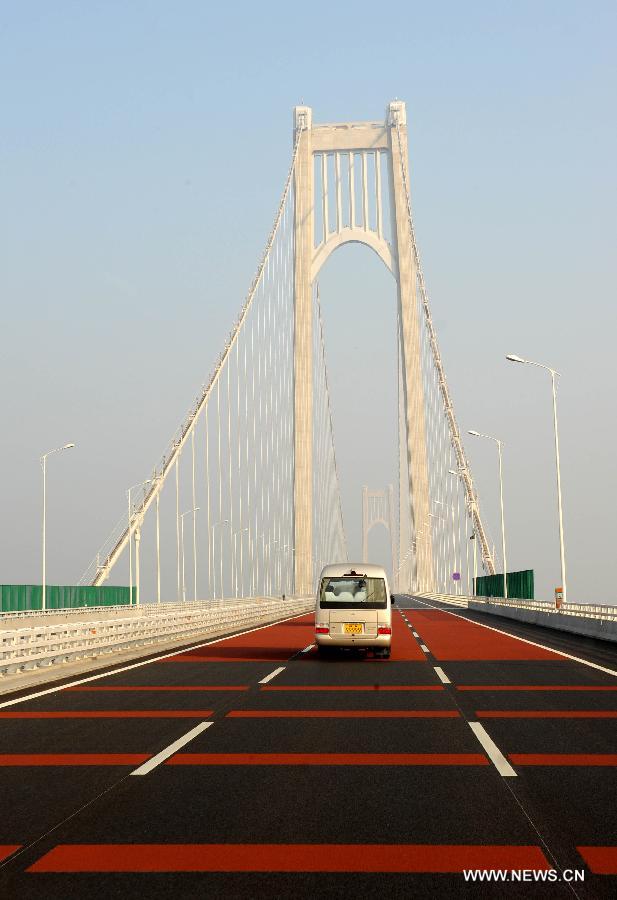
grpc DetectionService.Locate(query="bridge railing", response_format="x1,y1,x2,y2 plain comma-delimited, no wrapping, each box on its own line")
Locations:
418,592,617,622
415,592,470,608
472,596,617,622
0,596,313,678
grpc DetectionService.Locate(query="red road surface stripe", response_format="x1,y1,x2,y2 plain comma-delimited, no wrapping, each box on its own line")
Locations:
162,656,293,663
66,686,248,692
226,710,459,718
0,846,20,862
477,711,617,719
0,754,149,766
0,710,214,719
167,753,488,766
458,685,617,691
406,610,560,661
28,843,549,872
261,685,444,692
160,615,316,663
576,847,617,874
510,754,617,766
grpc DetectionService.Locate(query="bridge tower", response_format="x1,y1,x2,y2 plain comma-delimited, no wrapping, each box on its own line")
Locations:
362,486,397,581
293,101,434,595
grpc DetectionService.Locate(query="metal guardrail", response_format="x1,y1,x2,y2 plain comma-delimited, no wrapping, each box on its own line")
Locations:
0,597,312,677
0,605,138,621
475,597,617,622
418,592,617,622
416,592,470,608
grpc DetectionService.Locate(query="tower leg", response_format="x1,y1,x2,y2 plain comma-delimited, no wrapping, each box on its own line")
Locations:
388,102,434,592
293,107,314,596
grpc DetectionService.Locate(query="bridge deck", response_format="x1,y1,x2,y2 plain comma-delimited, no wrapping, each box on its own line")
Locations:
0,597,615,897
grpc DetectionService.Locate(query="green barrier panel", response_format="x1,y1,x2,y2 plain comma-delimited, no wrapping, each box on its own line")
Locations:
474,569,534,600
0,585,135,612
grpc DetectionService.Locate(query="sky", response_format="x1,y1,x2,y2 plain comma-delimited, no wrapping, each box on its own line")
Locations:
1,0,616,603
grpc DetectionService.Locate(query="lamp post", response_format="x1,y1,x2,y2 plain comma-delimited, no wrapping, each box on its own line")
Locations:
209,519,231,599
445,470,463,594
395,545,414,591
507,353,567,605
428,513,443,592
232,527,249,598
41,443,75,611
180,507,200,602
263,539,279,596
127,480,151,606
448,468,471,595
468,430,508,600
470,532,478,594
281,546,295,598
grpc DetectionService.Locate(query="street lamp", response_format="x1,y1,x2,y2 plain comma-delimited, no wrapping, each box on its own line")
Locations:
180,507,200,602
281,545,295,598
41,443,75,611
468,430,508,600
266,539,279,596
469,531,478,595
448,469,479,596
126,479,151,606
209,519,232,599
232,527,249,598
507,353,567,605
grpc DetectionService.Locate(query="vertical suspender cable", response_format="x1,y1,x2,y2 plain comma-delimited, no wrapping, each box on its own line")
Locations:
205,406,211,598
394,121,495,577
191,429,197,601
217,378,222,599
237,334,243,597
156,492,161,604
227,352,233,598
175,458,180,602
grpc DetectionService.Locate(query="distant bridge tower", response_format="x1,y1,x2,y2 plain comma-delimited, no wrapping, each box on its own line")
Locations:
362,486,397,580
293,101,434,594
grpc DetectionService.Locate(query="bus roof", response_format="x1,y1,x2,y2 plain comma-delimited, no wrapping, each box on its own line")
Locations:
318,563,388,579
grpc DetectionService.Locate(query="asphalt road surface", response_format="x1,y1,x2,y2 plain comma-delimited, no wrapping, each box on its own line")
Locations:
0,595,616,898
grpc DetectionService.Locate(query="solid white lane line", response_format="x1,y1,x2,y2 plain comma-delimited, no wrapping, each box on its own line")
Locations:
412,597,617,679
259,666,286,684
131,721,213,776
469,722,517,777
301,644,315,653
420,644,430,654
0,611,312,709
434,666,451,684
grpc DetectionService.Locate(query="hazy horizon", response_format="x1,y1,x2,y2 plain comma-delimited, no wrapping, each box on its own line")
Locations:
1,1,615,603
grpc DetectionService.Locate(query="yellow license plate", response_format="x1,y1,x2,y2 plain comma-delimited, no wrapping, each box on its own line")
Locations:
344,623,363,635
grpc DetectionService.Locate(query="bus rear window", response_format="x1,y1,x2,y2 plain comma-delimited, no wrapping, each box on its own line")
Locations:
319,577,387,609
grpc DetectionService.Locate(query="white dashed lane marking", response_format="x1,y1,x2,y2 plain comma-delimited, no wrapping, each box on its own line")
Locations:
259,666,286,684
131,721,213,776
469,722,517,778
433,666,451,684
301,644,315,653
420,644,430,654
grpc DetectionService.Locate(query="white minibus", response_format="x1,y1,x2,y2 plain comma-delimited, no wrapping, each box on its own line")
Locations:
314,563,394,658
